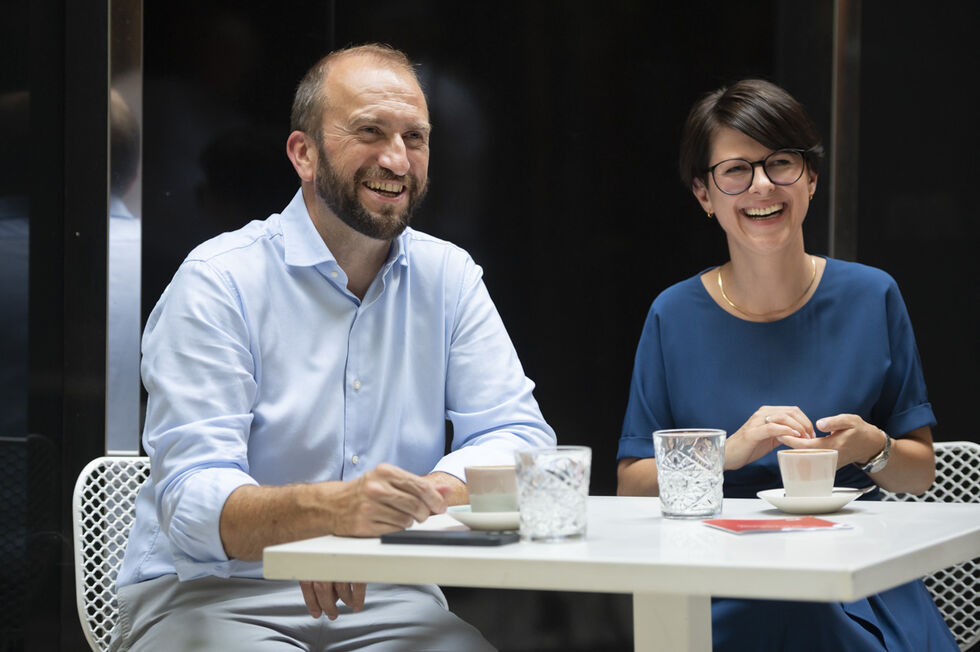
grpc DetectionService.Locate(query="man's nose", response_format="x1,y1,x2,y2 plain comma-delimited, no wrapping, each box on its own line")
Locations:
378,135,410,177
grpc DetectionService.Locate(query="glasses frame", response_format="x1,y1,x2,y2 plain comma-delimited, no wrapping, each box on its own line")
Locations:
703,148,809,196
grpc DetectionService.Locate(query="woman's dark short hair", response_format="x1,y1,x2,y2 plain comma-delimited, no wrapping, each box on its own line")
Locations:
678,79,824,189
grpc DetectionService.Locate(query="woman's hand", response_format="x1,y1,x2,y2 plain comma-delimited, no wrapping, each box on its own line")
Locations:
781,413,887,467
724,406,815,471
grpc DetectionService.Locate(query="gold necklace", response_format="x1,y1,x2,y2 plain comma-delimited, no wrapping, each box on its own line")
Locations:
717,255,817,318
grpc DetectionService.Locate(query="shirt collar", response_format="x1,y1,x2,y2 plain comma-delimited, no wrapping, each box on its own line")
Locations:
281,188,410,270
388,230,409,269
282,189,335,268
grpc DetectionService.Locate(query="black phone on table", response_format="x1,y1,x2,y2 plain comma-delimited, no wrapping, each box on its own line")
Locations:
380,529,519,546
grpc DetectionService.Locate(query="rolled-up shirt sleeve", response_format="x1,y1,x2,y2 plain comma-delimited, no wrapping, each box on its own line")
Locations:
141,260,259,576
435,258,556,479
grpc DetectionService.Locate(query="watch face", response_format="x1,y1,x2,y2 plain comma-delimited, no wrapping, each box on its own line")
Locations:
866,437,891,473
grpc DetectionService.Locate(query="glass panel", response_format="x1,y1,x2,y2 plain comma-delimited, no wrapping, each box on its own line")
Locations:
108,0,143,453
0,0,31,444
0,3,32,646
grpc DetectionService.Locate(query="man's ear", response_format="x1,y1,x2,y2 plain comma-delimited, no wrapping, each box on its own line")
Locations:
692,178,713,214
286,131,317,183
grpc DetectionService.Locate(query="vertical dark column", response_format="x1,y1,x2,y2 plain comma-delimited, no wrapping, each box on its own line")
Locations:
63,0,110,459
61,0,110,648
829,0,861,260
774,2,834,256
854,3,977,444
25,0,66,647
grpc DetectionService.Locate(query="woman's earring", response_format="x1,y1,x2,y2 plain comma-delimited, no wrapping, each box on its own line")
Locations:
809,193,814,201
706,211,714,219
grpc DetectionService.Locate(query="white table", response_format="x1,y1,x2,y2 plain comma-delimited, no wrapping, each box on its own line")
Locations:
263,496,980,651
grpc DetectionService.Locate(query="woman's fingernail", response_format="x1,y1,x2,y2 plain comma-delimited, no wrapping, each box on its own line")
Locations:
816,419,827,430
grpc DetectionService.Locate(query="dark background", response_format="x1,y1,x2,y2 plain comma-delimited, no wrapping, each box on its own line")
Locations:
140,0,974,499
2,1,976,650
141,0,836,502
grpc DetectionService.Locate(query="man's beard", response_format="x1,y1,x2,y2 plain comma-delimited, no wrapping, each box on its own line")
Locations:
314,143,428,241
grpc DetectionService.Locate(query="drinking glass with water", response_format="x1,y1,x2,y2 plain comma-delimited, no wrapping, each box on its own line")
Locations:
653,429,726,519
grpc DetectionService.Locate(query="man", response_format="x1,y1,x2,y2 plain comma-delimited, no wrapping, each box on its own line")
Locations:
111,44,555,650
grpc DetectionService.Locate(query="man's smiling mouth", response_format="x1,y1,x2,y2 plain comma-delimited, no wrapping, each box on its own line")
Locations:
364,180,406,198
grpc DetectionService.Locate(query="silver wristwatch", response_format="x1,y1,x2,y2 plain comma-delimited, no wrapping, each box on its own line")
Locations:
855,431,892,474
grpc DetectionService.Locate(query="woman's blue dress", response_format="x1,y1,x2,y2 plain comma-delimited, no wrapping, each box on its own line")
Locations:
619,257,958,651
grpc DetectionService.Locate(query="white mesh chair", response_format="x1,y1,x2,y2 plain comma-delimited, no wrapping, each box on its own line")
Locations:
880,441,980,650
72,456,150,651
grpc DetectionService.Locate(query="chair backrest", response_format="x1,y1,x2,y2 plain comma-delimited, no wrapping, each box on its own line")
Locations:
880,441,980,503
880,441,980,650
72,456,150,651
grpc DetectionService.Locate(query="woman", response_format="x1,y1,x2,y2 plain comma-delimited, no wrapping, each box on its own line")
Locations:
617,79,957,651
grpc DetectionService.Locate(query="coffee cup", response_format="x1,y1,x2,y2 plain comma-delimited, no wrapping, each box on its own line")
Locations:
777,449,838,497
464,465,519,513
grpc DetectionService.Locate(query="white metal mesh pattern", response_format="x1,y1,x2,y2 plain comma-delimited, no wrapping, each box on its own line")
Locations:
880,441,980,650
72,457,150,651
881,442,980,504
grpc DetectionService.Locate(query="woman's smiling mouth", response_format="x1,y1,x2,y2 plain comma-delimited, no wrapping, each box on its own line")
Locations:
742,202,785,220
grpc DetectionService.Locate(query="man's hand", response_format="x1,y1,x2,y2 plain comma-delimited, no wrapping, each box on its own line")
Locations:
300,581,366,620
220,463,458,619
292,464,457,620
329,463,452,536
221,463,453,561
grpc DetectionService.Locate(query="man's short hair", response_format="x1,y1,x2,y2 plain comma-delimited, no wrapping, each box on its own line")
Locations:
290,44,422,140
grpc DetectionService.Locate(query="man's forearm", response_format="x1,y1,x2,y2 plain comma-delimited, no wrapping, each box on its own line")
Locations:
219,482,342,561
219,464,454,561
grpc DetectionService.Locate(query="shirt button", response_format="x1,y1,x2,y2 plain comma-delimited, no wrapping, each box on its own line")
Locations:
330,270,338,278
351,455,360,465
352,380,361,390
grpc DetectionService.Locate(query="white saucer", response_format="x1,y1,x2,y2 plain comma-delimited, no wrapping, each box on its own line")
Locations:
757,488,860,515
446,505,519,531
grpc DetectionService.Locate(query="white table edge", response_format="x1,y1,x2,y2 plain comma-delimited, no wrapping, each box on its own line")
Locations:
262,498,980,652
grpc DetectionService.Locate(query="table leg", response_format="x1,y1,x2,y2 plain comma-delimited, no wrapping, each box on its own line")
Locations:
633,592,711,651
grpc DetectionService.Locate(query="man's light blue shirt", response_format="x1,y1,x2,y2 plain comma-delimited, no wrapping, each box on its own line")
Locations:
118,189,555,586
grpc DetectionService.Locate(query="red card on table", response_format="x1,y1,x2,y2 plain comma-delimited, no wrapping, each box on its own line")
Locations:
703,517,852,534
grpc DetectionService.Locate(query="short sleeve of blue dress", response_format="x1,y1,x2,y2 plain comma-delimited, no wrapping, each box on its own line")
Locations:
619,257,936,498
